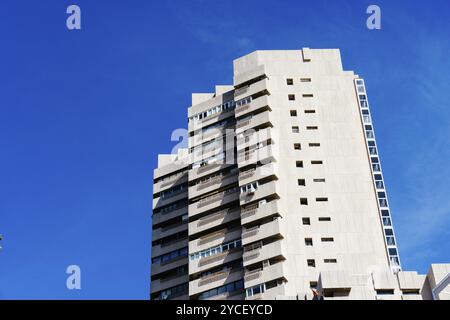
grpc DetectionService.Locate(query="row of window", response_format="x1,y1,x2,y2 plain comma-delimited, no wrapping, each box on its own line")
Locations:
189,239,242,261
290,109,316,117
286,78,312,85
304,237,334,246
155,283,188,300
288,93,314,100
307,258,337,267
299,197,328,205
302,217,331,225
355,79,400,270
189,100,235,122
198,279,244,300
296,160,323,168
160,183,187,199
155,199,187,216
151,247,188,265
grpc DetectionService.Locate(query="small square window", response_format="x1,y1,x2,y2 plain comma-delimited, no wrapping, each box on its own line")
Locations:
294,143,301,150
290,110,297,117
286,78,293,85
305,238,313,246
302,217,311,225
307,259,316,267
292,126,299,133
288,94,296,101
298,179,305,186
296,160,303,168
300,198,308,205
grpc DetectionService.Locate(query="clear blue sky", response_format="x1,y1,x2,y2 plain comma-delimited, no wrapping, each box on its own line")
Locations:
0,0,449,299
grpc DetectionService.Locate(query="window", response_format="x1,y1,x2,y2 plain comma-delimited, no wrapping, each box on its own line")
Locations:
313,178,326,182
307,259,316,267
324,259,337,263
288,94,296,101
306,126,318,130
302,217,311,225
318,217,331,221
316,197,328,202
304,109,315,114
376,289,394,295
305,238,313,246
310,281,318,288
294,143,301,150
292,126,299,133
290,110,297,117
303,94,314,98
321,237,334,242
311,160,323,165
286,78,293,85
309,143,320,147
296,160,304,168
402,289,420,295
300,198,308,205
300,78,311,82
297,179,306,186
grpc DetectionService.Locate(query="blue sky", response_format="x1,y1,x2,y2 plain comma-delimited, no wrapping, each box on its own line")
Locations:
0,0,449,299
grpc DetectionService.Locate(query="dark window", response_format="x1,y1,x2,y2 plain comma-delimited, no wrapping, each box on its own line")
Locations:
302,217,311,225
307,259,316,267
318,217,331,221
298,179,306,186
300,198,308,205
305,110,316,114
294,143,301,150
296,160,303,168
305,238,313,246
311,160,323,165
286,78,293,85
290,110,297,117
288,94,296,101
292,126,299,133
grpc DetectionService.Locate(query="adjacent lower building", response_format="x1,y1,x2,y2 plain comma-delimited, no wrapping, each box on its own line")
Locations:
150,48,450,300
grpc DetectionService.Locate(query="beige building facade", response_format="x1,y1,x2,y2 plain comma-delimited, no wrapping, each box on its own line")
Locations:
150,48,450,300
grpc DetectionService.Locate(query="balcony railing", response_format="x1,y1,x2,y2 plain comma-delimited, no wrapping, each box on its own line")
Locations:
244,268,262,282
197,230,227,246
197,188,239,208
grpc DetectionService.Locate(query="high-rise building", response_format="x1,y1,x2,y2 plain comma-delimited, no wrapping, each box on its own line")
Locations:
150,48,450,300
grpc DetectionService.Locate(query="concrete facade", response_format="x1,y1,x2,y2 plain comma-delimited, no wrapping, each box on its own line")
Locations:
150,48,450,300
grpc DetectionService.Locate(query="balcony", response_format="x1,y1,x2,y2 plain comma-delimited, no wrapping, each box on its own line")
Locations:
189,172,238,199
246,283,286,300
241,219,283,246
153,172,188,195
243,240,286,267
241,201,280,225
189,268,244,296
189,188,240,218
238,163,276,186
188,109,235,133
234,78,269,102
235,111,272,135
151,238,187,259
189,227,241,253
237,145,275,168
189,124,235,149
152,222,188,242
239,181,278,206
189,207,241,236
151,256,188,276
235,95,270,118
152,206,187,226
153,189,188,210
244,262,285,288
189,248,243,275
189,162,234,181
151,273,188,294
